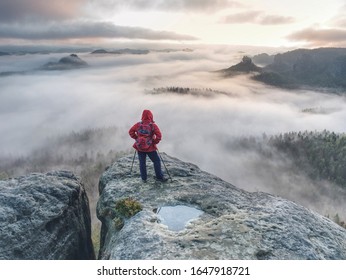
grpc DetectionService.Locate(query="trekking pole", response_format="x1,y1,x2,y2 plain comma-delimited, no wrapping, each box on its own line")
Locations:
157,149,173,182
130,150,137,173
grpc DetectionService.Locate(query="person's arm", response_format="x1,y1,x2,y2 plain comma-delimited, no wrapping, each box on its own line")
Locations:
129,123,138,139
152,124,162,144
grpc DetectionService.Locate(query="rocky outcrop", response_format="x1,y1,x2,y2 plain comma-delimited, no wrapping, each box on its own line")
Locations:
97,153,346,260
0,171,95,260
219,56,262,76
41,54,88,70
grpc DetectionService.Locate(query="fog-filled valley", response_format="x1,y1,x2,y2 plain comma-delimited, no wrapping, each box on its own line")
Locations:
1,45,346,231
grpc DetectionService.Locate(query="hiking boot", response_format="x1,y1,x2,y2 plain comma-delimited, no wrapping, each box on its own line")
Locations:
156,177,168,182
142,179,147,183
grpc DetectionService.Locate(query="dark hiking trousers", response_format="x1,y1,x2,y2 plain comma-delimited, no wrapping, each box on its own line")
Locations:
137,150,164,181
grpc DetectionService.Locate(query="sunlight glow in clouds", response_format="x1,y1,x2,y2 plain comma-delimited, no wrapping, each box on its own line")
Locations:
0,0,345,47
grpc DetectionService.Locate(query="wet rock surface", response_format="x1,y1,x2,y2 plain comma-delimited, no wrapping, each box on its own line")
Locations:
97,153,346,260
0,171,95,260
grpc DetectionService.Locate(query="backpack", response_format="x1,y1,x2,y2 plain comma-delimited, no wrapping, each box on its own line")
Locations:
135,122,153,151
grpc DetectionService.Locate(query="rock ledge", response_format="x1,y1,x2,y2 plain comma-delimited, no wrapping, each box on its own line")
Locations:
97,153,346,260
0,171,95,260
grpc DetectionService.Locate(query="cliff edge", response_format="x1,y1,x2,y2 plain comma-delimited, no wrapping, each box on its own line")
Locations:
97,153,346,260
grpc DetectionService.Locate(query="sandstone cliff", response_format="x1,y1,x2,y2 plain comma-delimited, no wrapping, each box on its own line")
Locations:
97,153,346,260
0,171,95,260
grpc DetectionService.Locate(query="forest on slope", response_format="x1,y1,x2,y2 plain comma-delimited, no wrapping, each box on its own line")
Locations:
228,130,346,189
253,48,346,90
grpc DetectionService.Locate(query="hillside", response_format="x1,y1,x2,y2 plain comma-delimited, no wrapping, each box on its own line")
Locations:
223,130,346,191
255,48,346,90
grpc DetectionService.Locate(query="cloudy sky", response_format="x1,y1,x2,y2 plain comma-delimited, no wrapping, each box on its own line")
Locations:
0,0,346,47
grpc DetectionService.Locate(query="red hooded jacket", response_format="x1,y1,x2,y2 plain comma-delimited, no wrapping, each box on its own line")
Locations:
129,109,162,152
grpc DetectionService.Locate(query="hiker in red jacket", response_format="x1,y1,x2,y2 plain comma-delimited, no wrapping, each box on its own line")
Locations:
129,109,167,182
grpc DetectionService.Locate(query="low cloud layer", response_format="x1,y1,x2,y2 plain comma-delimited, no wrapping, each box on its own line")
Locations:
1,46,345,153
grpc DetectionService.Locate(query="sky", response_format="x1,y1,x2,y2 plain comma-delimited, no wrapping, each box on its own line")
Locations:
0,0,346,48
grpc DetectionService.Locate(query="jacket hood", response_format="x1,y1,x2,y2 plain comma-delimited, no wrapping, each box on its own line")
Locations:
141,109,154,122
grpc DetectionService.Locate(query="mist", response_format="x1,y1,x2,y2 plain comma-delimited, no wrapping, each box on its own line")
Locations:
1,44,346,221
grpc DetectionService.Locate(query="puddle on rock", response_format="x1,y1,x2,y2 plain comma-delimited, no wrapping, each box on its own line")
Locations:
155,205,203,231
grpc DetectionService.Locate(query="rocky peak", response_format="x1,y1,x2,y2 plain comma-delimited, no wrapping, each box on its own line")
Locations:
97,153,346,260
59,54,87,65
219,56,262,76
41,54,88,70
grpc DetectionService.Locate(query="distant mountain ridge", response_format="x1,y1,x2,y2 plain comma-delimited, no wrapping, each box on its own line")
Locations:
90,48,193,55
0,54,89,76
91,48,149,55
222,48,346,91
256,47,346,89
